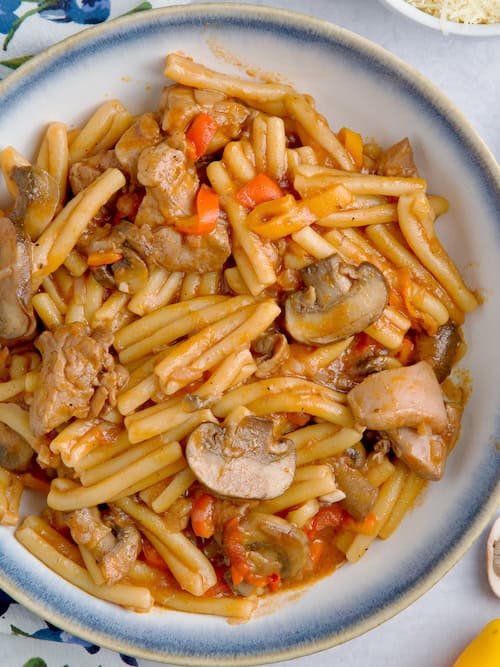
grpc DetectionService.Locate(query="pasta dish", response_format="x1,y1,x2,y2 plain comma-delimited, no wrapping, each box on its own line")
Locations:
0,53,478,620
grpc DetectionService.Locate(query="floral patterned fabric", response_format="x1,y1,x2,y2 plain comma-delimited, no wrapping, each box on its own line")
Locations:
0,0,191,76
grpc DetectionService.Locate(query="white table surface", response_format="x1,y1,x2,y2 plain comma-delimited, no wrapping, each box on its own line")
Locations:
1,1,499,666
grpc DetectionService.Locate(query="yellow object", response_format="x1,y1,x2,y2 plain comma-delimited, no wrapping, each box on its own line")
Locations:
453,619,500,667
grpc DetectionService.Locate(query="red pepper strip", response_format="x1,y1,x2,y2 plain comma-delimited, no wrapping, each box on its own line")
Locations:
224,517,280,590
87,251,123,267
341,512,378,536
175,184,220,236
186,113,219,161
306,504,344,541
309,539,325,567
236,173,284,209
190,493,216,539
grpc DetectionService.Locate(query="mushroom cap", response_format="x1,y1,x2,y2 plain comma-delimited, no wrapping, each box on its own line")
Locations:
238,512,310,579
186,417,296,500
486,516,500,598
0,421,34,472
0,216,36,345
10,165,59,234
285,255,388,345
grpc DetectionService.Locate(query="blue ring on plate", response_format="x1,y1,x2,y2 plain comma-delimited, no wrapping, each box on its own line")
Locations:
0,4,498,665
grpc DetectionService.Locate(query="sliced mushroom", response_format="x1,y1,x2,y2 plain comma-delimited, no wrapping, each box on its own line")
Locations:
235,512,310,580
65,505,141,585
10,165,59,237
99,523,141,585
414,321,461,383
186,417,296,500
0,217,36,345
486,516,500,598
111,246,149,294
332,458,378,521
252,333,290,378
0,421,34,472
285,255,389,345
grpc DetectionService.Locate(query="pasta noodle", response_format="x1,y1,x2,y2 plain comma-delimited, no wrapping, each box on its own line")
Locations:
0,51,476,621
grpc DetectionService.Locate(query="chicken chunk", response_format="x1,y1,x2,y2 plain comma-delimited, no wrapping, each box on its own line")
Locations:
114,113,161,181
69,150,121,194
386,402,462,481
160,84,249,152
30,323,125,436
347,361,448,432
152,221,231,272
135,142,199,223
376,138,418,178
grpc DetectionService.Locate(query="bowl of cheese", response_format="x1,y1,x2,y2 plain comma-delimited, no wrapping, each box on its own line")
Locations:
380,0,500,35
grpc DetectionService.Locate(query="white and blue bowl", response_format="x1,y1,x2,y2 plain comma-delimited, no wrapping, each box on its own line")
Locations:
0,4,499,665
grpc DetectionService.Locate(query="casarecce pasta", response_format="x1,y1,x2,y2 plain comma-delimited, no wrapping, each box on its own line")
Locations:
0,52,476,620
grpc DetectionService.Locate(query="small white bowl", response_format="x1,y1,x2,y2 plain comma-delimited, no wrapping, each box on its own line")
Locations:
380,0,500,35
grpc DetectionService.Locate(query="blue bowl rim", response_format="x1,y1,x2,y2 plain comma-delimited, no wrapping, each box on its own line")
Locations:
0,4,498,666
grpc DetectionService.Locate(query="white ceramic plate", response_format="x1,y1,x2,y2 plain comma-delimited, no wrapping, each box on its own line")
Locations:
0,4,499,665
379,0,500,36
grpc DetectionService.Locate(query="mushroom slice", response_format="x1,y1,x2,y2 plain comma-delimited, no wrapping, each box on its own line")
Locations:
237,513,310,580
285,255,389,345
186,417,296,500
486,516,500,598
111,246,149,294
414,321,461,383
0,421,34,472
0,217,36,345
10,165,59,238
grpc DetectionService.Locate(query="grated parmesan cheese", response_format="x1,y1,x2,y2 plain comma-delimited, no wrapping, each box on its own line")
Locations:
406,0,500,24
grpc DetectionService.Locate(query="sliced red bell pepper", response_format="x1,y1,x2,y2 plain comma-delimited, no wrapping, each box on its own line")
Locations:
186,113,219,161
236,173,284,208
190,493,216,539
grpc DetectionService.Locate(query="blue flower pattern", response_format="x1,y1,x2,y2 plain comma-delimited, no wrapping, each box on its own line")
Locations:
39,1,111,25
0,0,21,34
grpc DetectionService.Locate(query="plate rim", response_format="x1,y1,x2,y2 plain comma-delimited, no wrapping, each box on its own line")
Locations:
0,3,499,665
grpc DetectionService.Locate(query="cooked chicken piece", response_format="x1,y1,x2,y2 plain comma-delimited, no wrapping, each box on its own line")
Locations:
69,150,121,194
0,217,36,346
376,138,418,178
347,361,448,432
127,220,231,273
159,84,249,152
135,142,199,223
29,323,126,436
386,402,462,480
114,113,161,181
